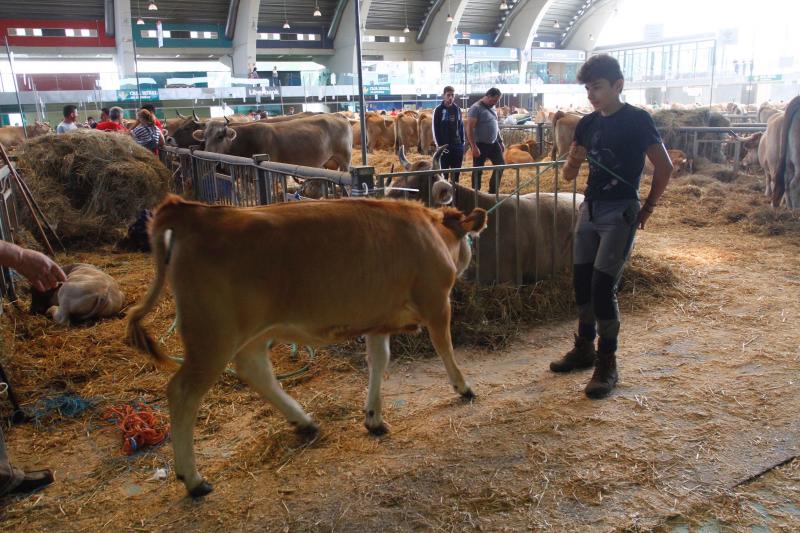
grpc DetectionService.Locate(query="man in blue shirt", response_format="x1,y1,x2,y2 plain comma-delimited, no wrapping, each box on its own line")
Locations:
551,54,674,399
432,86,465,182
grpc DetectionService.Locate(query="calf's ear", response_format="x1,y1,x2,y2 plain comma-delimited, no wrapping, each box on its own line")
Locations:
461,208,488,235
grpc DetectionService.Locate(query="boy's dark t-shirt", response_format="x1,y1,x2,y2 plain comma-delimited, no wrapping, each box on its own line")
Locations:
573,103,662,201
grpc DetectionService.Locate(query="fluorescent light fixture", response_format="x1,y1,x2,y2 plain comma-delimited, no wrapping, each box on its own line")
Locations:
148,2,158,11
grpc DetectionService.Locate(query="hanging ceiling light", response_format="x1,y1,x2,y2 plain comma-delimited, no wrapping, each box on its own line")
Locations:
499,0,508,10
283,0,290,29
313,1,321,17
137,17,145,25
283,20,291,29
148,1,158,11
403,25,410,33
553,20,560,28
505,29,511,37
403,0,410,34
446,0,453,22
446,13,453,22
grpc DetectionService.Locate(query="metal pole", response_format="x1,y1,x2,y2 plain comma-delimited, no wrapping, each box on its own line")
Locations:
354,0,368,165
4,36,28,137
132,36,142,110
709,38,717,106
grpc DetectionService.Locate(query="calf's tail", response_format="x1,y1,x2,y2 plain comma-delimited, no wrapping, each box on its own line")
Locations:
125,195,182,370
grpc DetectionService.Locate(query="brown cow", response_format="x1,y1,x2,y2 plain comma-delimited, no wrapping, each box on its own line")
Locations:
551,111,582,161
0,122,51,150
505,140,544,164
30,263,124,325
126,195,487,496
644,149,692,178
365,111,395,152
417,109,435,155
192,114,352,170
394,110,420,154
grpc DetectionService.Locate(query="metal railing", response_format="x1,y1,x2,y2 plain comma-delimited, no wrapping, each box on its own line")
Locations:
374,159,577,285
0,163,19,305
160,146,358,205
677,125,767,172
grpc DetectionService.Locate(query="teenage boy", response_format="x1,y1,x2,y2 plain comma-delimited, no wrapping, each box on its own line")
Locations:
432,86,465,182
551,54,673,399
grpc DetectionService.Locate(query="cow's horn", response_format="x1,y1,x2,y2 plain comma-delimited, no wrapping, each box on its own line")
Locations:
728,129,741,139
224,115,230,125
398,145,412,171
432,144,448,171
192,110,199,121
176,110,186,118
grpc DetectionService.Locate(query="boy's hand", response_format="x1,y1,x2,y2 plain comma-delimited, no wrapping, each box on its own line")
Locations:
562,143,586,182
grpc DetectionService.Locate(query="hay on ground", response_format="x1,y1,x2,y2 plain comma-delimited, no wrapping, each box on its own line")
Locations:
15,129,170,247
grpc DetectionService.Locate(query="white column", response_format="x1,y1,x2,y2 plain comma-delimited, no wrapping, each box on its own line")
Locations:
113,0,136,78
232,0,261,78
326,0,372,79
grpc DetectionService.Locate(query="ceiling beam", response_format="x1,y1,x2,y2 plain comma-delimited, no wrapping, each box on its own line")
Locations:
225,0,240,41
417,0,446,44
493,0,529,46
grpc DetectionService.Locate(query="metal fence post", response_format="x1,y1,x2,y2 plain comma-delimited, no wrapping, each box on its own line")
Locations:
733,139,741,173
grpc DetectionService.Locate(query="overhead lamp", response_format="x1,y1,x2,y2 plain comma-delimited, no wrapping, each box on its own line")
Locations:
446,13,453,22
505,30,511,37
313,1,322,17
589,33,594,41
136,17,145,25
283,20,291,29
148,1,158,11
553,20,560,28
446,0,454,22
403,0,410,35
499,0,508,10
403,25,410,33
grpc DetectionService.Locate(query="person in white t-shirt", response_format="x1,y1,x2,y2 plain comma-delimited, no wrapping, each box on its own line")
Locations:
56,105,78,134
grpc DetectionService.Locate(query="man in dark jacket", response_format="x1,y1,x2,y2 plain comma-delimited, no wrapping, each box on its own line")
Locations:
432,86,465,183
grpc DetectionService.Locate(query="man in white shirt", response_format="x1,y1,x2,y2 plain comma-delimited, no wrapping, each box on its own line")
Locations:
56,105,78,134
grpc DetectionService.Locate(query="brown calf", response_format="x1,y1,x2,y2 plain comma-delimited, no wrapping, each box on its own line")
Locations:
127,195,487,497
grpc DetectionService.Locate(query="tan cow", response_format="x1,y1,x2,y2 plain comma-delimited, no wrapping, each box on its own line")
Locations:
551,111,582,161
644,148,692,178
365,111,395,152
391,145,453,206
758,102,781,124
772,95,800,208
0,122,51,150
394,110,420,154
30,263,124,325
417,109,435,155
127,194,487,496
505,139,544,164
193,114,352,170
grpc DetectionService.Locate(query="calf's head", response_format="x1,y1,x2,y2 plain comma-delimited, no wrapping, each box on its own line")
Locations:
192,120,237,153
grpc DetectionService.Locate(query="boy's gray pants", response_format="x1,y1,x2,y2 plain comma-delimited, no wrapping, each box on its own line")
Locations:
572,199,640,347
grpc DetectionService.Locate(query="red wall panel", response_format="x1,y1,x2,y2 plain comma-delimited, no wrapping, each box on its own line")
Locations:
0,18,115,48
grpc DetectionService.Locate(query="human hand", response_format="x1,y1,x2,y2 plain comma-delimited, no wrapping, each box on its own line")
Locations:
562,143,586,182
15,248,66,292
637,205,654,229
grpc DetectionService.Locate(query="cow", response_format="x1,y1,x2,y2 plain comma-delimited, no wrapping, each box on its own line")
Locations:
167,112,320,148
394,110,420,154
772,95,800,208
365,111,395,152
192,114,352,170
30,263,124,325
726,102,746,115
126,194,487,496
390,145,453,206
384,168,581,283
727,131,764,167
0,122,51,150
645,148,692,178
505,140,544,164
417,110,435,155
758,102,781,124
551,111,582,161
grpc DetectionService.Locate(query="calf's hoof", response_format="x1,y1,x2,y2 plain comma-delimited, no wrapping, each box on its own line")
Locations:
459,387,476,401
365,422,389,436
293,422,320,441
188,480,214,498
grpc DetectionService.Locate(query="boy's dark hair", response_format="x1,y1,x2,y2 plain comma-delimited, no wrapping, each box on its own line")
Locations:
141,104,156,114
62,104,77,117
443,85,455,94
485,87,501,98
577,54,624,84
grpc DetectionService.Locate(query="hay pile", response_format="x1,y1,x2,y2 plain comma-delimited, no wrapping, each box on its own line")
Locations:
653,108,730,162
15,130,170,247
385,253,685,357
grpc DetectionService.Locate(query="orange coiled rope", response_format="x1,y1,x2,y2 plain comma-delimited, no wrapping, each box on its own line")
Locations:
104,403,170,455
